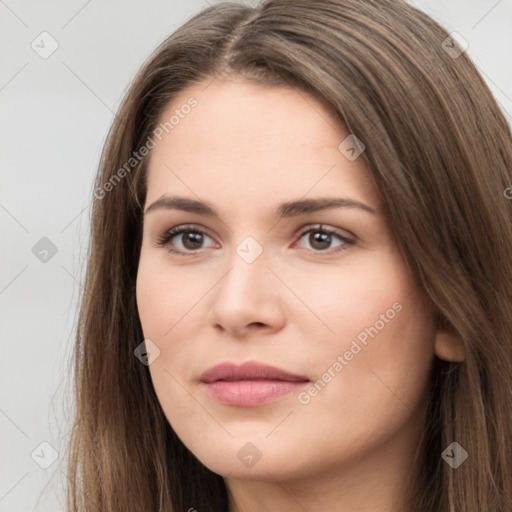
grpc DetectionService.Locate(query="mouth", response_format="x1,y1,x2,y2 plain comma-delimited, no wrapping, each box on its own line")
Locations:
199,361,310,407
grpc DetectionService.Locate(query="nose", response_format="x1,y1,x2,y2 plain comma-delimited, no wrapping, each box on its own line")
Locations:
208,246,286,339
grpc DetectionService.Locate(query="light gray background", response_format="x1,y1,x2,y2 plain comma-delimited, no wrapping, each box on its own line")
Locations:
1,1,511,510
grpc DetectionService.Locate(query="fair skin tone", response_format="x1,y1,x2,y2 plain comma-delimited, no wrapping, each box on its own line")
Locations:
136,76,465,512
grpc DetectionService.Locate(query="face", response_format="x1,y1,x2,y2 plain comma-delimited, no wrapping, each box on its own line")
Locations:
136,77,439,483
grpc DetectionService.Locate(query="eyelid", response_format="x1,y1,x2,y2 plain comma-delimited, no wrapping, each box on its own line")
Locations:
296,223,355,242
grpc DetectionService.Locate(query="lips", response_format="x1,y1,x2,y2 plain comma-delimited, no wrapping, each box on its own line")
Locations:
199,361,309,384
199,361,310,407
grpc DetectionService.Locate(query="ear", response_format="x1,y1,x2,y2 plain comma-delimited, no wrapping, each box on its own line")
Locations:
433,316,466,362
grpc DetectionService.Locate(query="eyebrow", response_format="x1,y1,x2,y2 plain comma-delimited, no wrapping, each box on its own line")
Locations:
143,195,376,218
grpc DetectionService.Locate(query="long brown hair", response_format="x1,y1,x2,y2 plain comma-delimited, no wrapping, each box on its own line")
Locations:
67,1,512,510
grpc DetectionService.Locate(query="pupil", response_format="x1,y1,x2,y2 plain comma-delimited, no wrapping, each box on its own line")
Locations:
310,232,330,250
183,232,203,249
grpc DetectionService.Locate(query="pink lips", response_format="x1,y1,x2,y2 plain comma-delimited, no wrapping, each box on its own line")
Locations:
200,361,310,407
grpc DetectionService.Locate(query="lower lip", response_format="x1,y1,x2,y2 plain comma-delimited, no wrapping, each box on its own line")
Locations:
202,380,309,407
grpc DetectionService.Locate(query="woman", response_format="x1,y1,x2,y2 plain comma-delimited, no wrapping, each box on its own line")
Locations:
67,1,512,511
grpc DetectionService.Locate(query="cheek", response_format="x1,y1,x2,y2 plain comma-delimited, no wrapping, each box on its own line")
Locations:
304,285,436,439
299,252,436,420
297,251,413,346
290,309,435,481
135,253,196,339
135,256,207,400
136,261,203,430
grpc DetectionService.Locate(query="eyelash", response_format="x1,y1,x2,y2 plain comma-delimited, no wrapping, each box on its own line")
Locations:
155,223,355,257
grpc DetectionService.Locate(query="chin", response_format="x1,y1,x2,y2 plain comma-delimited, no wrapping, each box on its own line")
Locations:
182,434,314,481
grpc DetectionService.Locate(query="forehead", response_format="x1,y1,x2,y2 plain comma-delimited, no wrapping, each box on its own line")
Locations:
155,79,338,152
144,78,381,213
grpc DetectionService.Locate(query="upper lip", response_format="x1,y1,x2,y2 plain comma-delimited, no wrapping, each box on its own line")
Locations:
200,361,309,383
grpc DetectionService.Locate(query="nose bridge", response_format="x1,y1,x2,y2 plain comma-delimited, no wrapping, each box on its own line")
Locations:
209,235,283,334
218,236,269,304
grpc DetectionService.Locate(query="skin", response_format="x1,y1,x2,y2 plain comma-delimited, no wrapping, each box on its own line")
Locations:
135,76,465,512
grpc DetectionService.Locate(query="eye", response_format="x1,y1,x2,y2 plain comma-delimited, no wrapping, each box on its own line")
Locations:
155,223,355,257
293,224,355,254
155,224,216,256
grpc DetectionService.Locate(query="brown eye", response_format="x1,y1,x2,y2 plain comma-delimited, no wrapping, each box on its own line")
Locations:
295,225,354,254
179,231,205,250
155,223,355,257
155,225,216,255
307,231,332,251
